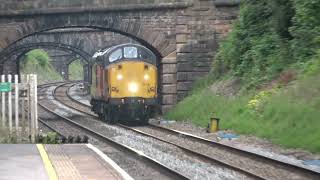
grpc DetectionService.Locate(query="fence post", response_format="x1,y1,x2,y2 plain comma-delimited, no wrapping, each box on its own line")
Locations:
1,75,5,127
21,75,26,135
34,74,38,137
30,75,35,143
14,75,19,134
8,74,12,133
26,75,30,137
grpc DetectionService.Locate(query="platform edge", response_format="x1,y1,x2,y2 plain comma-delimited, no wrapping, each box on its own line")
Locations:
36,144,58,180
86,143,134,180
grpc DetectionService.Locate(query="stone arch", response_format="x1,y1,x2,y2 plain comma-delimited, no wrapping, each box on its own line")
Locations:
0,28,140,64
2,13,176,60
2,42,92,81
1,14,177,113
1,42,92,63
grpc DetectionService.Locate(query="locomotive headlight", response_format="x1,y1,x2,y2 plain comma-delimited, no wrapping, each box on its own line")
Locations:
144,74,149,80
128,82,138,93
116,74,123,80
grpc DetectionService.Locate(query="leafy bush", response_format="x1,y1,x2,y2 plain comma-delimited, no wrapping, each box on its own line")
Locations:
23,49,51,67
290,0,320,61
20,49,63,84
39,132,59,144
214,0,320,87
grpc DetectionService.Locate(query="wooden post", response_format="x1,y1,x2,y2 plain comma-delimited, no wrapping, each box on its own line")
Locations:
14,75,19,134
1,75,5,127
8,74,12,133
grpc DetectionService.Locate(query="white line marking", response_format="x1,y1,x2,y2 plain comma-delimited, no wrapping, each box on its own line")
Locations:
86,144,134,180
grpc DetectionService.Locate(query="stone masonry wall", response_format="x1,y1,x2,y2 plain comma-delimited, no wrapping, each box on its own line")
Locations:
174,0,239,104
0,0,239,113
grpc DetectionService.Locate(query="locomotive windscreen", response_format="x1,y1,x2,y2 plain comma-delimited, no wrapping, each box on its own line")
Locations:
93,44,157,66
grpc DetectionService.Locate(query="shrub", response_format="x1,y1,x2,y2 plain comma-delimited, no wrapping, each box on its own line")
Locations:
214,0,320,88
24,49,51,67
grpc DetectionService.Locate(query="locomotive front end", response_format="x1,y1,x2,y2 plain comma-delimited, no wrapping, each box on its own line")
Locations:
90,44,158,124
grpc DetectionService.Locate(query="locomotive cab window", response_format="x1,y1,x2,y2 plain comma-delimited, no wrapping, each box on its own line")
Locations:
109,49,122,62
124,47,138,59
138,49,149,59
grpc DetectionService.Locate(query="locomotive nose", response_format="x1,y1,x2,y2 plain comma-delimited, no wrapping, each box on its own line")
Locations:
128,82,138,93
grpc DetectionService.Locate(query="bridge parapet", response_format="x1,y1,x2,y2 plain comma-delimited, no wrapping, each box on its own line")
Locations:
0,0,192,15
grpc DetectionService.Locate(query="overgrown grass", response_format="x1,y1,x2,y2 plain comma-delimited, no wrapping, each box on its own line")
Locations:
68,59,84,80
166,73,320,152
166,0,320,153
20,49,63,84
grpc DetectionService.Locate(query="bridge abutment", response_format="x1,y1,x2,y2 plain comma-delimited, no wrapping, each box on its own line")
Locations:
175,0,238,102
160,52,178,113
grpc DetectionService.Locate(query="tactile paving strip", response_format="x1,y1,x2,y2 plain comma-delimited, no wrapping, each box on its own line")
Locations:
45,145,82,180
45,144,123,180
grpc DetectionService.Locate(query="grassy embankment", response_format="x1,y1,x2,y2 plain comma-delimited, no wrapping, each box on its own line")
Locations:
165,0,320,152
20,49,63,84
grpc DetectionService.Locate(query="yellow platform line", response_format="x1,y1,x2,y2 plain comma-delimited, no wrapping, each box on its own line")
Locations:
36,144,58,180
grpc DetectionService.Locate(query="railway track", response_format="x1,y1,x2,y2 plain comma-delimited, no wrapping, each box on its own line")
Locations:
130,125,320,180
50,82,257,179
60,81,320,180
38,82,190,180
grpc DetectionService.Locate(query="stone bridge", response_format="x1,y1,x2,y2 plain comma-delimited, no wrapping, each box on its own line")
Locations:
3,29,137,80
0,0,239,112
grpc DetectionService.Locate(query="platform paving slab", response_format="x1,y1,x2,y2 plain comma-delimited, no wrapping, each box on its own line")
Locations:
0,144,132,180
0,144,49,180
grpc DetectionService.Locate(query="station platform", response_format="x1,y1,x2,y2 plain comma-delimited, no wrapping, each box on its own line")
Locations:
0,144,133,180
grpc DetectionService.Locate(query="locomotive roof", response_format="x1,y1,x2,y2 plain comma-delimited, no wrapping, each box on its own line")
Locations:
92,43,157,65
92,43,151,58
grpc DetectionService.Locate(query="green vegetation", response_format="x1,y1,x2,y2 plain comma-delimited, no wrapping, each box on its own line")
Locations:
68,59,84,80
213,0,319,87
166,0,320,152
38,132,60,144
20,49,63,84
0,128,11,143
166,73,320,152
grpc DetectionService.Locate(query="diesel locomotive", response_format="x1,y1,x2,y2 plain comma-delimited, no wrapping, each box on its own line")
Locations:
90,44,158,124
